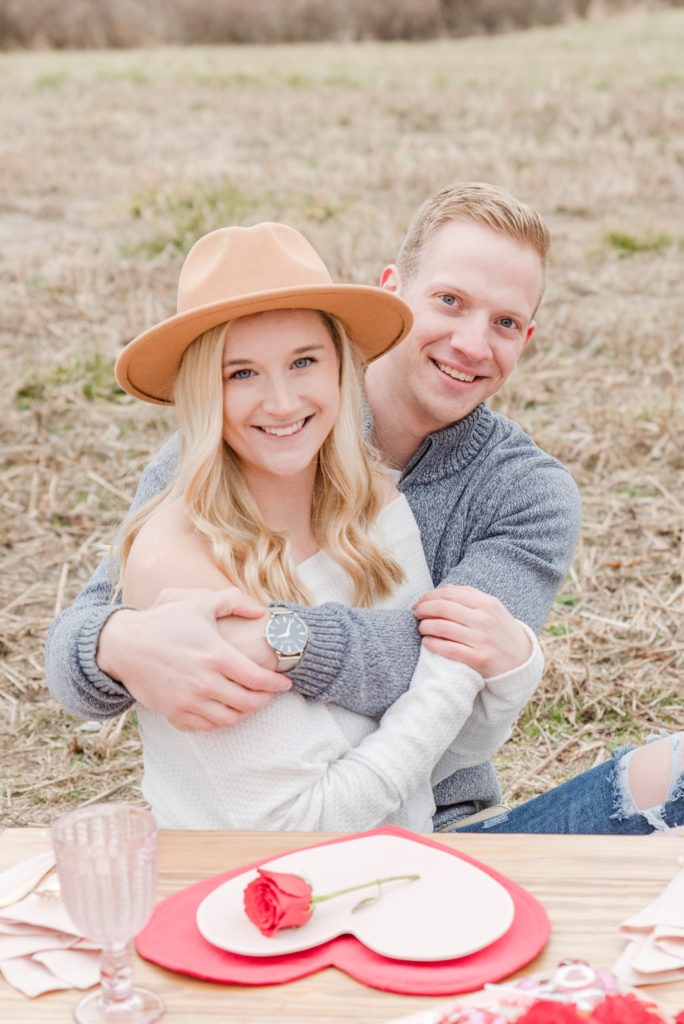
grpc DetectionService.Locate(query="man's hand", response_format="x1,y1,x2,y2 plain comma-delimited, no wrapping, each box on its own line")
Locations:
412,584,532,678
96,588,291,731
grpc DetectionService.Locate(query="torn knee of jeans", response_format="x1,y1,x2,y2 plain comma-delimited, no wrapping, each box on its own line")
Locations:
612,735,684,831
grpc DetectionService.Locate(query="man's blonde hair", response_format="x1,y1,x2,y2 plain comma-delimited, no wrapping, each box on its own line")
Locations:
116,313,404,607
397,181,550,285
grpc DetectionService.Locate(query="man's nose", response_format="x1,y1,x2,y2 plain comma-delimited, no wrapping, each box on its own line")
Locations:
449,315,491,360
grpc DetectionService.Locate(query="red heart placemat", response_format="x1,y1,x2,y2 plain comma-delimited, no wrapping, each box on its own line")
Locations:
136,825,549,996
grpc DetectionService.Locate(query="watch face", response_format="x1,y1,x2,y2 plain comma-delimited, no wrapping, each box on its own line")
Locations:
266,612,308,655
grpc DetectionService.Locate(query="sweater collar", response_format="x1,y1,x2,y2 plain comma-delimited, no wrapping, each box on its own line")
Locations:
399,403,495,484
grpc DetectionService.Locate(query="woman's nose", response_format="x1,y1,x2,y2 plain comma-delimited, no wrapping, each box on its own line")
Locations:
261,376,299,414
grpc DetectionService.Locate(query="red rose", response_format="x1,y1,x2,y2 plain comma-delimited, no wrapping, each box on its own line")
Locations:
243,867,419,938
243,868,313,937
515,1003,584,1023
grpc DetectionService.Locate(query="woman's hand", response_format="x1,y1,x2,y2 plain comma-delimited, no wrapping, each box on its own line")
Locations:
412,584,532,678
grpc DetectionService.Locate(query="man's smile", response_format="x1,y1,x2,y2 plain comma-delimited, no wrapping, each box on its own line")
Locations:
432,359,477,384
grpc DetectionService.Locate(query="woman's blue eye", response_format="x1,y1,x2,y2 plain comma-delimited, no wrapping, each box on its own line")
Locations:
293,357,313,369
440,294,456,306
230,368,254,380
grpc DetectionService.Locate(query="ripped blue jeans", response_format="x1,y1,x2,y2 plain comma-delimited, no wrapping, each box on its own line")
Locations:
451,734,684,835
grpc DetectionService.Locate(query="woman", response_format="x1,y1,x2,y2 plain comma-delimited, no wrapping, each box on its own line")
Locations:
114,222,542,831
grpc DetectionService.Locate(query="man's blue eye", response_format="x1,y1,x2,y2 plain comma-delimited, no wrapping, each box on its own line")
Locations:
499,318,517,329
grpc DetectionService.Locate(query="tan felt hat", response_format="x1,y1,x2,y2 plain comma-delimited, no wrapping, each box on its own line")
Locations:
115,222,412,405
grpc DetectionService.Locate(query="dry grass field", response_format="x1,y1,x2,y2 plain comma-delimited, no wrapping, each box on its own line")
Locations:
1,10,682,828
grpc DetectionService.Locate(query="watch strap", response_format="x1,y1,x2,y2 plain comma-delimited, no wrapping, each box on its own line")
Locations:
274,651,304,673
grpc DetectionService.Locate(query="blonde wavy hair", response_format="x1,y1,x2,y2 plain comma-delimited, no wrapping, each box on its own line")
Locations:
116,312,404,607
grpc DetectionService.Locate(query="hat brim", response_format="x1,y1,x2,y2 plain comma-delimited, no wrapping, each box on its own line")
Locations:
115,284,412,405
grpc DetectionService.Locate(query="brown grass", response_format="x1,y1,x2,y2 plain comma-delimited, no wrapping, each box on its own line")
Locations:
1,10,682,827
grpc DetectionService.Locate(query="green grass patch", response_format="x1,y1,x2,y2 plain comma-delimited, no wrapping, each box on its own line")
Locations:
34,71,68,90
126,179,263,257
15,353,122,408
545,623,570,637
616,484,658,498
96,67,151,85
555,594,580,607
606,231,676,255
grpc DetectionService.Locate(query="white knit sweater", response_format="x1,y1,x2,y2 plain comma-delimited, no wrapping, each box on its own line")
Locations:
137,495,542,832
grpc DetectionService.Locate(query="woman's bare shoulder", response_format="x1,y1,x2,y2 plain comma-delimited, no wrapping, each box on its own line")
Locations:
136,496,192,539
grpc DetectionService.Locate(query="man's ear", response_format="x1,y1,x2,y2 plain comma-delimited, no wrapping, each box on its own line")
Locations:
523,321,536,350
380,264,400,293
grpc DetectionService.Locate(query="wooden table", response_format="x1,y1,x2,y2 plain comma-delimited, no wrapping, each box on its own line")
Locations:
1,828,683,1022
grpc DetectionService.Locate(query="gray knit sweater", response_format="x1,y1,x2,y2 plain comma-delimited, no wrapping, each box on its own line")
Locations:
45,403,581,828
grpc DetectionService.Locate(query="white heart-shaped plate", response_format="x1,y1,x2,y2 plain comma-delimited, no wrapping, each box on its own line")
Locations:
196,833,514,962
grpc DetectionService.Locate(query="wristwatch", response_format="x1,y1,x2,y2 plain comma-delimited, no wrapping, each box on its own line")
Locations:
265,605,309,672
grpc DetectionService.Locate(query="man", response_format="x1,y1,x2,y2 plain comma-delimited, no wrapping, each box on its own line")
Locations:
45,182,582,830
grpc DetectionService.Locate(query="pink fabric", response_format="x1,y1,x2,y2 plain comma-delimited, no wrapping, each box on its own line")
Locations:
615,865,684,986
136,826,550,996
0,852,100,998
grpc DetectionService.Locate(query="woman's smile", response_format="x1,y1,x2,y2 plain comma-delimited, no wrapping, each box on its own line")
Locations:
256,416,311,437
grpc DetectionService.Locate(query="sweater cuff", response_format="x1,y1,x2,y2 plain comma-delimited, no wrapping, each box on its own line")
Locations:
275,602,349,699
78,604,138,697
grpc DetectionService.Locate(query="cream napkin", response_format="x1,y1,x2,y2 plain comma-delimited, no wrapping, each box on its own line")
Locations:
0,851,100,998
614,861,684,986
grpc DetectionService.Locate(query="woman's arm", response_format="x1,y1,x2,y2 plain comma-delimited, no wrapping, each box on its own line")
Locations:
254,633,544,831
409,584,543,783
429,622,543,784
122,499,292,672
122,497,233,602
228,652,486,832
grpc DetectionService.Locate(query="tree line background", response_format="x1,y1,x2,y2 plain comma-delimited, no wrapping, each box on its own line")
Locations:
1,0,682,48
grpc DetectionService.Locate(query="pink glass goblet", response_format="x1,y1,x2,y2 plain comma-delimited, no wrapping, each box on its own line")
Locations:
51,803,165,1023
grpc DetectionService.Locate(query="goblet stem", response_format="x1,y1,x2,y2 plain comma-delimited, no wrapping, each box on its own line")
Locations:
99,942,135,1009
74,940,164,1022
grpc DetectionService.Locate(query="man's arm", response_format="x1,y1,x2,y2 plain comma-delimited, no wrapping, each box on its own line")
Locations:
45,554,137,719
47,430,580,724
285,459,581,715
